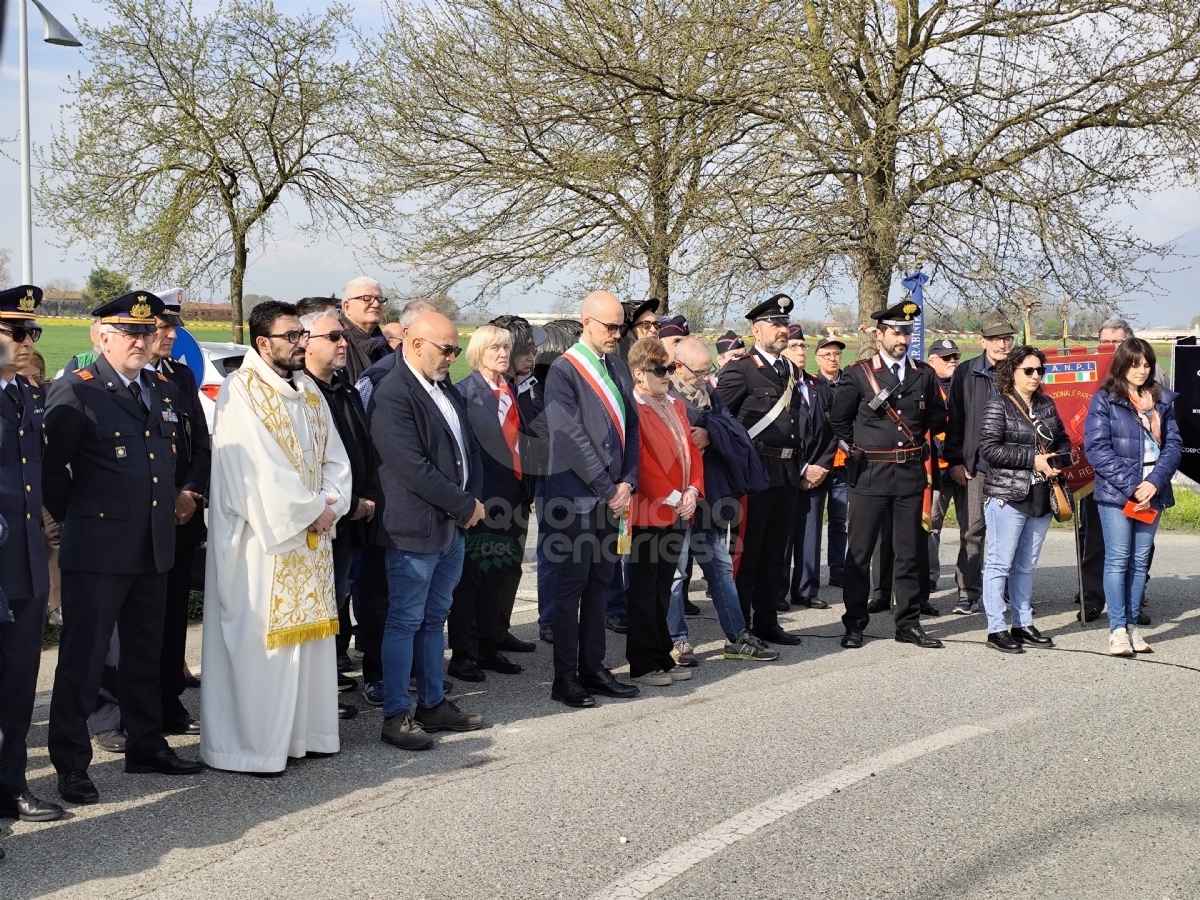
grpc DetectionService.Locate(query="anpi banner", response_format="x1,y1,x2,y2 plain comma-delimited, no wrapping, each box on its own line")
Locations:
1040,346,1114,497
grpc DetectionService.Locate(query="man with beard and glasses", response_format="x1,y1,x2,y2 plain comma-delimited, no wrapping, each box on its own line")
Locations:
200,301,352,773
830,301,947,651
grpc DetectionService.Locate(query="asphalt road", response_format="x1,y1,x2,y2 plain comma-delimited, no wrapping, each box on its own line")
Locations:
6,528,1200,900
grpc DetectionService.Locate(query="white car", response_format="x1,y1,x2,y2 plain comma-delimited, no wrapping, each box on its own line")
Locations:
197,341,248,432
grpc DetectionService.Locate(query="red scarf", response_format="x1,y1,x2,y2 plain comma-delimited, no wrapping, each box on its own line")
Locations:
495,384,523,480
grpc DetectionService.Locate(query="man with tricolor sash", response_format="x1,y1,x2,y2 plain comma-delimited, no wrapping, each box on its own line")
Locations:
542,290,641,709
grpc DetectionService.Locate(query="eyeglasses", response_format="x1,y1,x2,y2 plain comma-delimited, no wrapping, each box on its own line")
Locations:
347,294,387,306
267,330,310,345
643,362,677,378
632,319,660,333
309,330,348,344
939,354,961,362
587,318,624,336
1020,366,1045,377
678,361,715,380
419,338,463,359
0,325,42,344
113,331,151,345
816,349,843,358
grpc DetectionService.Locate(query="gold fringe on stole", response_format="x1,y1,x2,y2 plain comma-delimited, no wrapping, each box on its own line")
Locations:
266,619,340,651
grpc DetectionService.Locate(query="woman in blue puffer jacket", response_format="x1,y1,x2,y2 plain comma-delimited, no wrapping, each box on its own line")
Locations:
1083,338,1182,657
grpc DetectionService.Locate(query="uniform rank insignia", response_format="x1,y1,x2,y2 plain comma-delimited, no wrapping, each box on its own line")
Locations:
115,446,127,458
157,372,168,382
162,410,179,422
76,370,94,381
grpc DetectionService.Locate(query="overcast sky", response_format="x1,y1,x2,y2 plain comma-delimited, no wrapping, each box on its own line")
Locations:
3,0,1198,324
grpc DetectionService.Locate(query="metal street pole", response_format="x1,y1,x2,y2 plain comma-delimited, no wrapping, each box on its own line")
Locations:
16,0,82,284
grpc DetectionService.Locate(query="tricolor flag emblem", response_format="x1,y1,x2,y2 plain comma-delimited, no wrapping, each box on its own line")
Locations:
1044,361,1098,384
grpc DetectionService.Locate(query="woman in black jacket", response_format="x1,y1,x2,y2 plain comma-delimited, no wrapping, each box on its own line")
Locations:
977,346,1071,653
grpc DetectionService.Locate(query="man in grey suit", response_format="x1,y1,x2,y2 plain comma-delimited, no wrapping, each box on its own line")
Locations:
370,312,485,750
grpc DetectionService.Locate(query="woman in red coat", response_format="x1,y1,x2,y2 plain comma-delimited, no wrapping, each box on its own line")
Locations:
625,338,704,687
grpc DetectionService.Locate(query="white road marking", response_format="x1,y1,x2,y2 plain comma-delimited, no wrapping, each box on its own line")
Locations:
592,712,1036,900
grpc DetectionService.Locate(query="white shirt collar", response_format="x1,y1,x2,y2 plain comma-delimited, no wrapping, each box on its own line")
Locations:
755,347,780,367
404,354,441,393
878,353,908,376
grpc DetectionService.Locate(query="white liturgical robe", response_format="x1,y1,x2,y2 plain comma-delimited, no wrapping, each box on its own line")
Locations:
200,348,352,773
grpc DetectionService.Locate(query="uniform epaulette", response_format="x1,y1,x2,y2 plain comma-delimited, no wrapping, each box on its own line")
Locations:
75,369,94,381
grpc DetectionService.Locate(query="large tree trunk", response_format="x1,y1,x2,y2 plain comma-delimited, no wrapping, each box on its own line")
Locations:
230,231,248,344
853,202,901,358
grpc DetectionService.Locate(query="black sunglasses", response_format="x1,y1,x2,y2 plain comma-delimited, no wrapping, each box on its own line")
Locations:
1020,366,1045,377
267,330,310,345
309,330,348,344
644,362,677,378
589,318,624,336
420,338,463,359
632,319,660,332
0,324,42,343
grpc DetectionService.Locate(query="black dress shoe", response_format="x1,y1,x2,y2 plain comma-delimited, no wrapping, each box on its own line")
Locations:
496,632,537,653
774,596,791,612
840,630,864,649
752,625,802,646
550,676,596,708
895,625,944,649
1078,604,1104,622
1011,625,1054,647
337,673,358,692
919,601,941,617
866,598,890,614
987,631,1025,653
579,668,640,698
683,598,702,617
93,729,127,753
605,614,629,634
183,675,201,689
539,626,554,644
795,596,831,610
447,658,486,682
125,748,203,775
479,652,523,675
336,651,354,673
1137,609,1152,626
58,770,99,805
0,791,65,822
162,713,202,736
337,702,358,720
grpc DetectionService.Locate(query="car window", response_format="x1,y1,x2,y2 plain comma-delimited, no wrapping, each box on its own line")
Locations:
213,353,246,377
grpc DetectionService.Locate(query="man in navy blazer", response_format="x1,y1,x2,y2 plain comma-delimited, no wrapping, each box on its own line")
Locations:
370,312,486,750
542,291,641,708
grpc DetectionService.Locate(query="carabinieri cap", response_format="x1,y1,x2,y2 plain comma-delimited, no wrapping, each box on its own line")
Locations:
716,330,745,353
93,290,166,334
870,299,921,334
657,315,690,339
745,293,793,324
0,285,42,327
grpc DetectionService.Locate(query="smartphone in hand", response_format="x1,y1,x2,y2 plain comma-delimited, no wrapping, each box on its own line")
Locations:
1123,500,1158,524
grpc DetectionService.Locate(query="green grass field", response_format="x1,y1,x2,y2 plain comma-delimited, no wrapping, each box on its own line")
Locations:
37,320,237,375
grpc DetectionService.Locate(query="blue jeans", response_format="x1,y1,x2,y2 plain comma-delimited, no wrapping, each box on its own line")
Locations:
827,470,848,576
668,524,748,643
381,538,465,717
1096,502,1159,632
981,498,1050,634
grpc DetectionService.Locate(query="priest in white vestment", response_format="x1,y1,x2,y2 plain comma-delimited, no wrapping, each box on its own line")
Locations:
200,302,352,773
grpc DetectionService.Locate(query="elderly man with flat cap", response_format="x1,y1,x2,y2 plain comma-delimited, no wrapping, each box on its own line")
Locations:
43,291,202,806
716,293,810,646
829,301,947,650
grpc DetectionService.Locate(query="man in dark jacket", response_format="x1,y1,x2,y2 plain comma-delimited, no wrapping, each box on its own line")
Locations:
339,276,389,383
370,312,485,750
815,336,849,586
943,311,1015,615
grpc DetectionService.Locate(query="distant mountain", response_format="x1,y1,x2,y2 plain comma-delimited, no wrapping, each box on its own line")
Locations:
1124,227,1200,327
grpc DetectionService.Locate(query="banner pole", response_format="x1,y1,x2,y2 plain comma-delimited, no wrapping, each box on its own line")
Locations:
1071,492,1087,628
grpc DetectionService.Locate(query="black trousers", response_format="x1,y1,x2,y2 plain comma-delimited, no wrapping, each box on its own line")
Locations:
49,570,169,772
160,516,203,723
843,492,926,632
547,502,617,680
357,545,390,685
448,568,503,661
734,486,797,632
0,592,48,794
496,503,532,638
626,524,686,677
871,513,895,604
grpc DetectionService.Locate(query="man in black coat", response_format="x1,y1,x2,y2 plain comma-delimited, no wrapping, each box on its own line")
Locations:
830,301,947,650
43,291,202,806
148,298,210,736
716,293,809,646
0,286,63,822
339,276,389,383
370,312,485,750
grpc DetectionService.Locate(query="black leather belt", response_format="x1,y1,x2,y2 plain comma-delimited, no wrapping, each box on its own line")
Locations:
855,444,928,463
759,445,799,459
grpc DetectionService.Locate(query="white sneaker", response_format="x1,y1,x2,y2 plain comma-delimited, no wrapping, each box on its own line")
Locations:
666,665,693,681
1128,626,1152,653
633,670,673,686
1109,630,1134,657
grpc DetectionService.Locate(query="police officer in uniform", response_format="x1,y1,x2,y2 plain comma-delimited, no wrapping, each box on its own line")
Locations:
0,286,64,822
44,291,202,806
830,301,947,650
148,297,209,735
716,293,809,645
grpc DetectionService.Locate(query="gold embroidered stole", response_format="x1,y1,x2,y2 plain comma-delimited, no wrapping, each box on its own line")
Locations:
240,368,339,650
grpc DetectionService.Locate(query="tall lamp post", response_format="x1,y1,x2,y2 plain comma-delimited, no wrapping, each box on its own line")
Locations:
17,0,82,283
